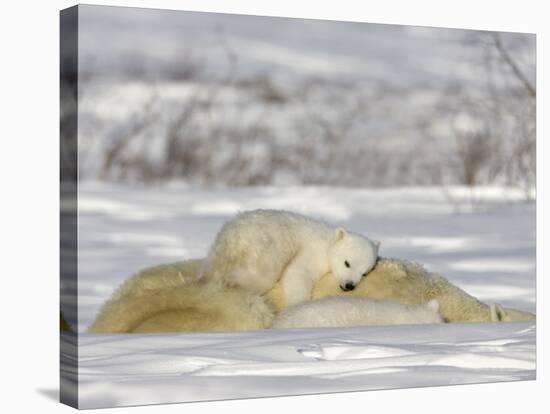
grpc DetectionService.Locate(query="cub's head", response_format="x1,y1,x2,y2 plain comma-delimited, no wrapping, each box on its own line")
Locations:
328,228,380,292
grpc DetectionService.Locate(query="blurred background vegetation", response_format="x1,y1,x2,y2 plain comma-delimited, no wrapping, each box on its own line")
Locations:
63,6,535,197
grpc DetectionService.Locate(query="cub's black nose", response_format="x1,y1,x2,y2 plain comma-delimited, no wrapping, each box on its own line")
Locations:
342,282,355,291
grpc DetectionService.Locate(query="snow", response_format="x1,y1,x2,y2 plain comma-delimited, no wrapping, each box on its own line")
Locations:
64,184,536,408
65,323,535,409
79,6,535,87
75,6,535,189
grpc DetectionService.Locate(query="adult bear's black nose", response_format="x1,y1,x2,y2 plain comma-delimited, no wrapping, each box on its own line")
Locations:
342,282,355,291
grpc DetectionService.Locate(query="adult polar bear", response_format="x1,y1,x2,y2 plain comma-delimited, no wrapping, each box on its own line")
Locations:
199,209,379,307
88,257,535,333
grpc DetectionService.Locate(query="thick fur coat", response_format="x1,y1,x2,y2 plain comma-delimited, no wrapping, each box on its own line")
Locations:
199,209,379,306
89,257,534,333
88,259,273,333
271,297,443,329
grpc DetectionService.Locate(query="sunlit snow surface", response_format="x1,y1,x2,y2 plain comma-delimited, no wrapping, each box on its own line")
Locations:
64,184,536,408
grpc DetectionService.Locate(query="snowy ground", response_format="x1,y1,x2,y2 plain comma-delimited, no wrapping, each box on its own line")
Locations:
63,183,536,408
65,323,535,409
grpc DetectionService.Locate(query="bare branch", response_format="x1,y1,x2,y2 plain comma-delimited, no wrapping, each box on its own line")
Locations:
493,33,536,98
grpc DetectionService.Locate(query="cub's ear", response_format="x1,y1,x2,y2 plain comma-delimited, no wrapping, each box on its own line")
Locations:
335,227,347,241
490,303,507,322
373,240,381,250
426,299,440,313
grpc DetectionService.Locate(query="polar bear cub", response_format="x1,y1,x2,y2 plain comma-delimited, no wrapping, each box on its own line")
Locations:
199,209,380,307
271,297,443,329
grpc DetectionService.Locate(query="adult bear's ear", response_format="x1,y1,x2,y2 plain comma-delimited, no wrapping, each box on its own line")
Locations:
335,228,347,241
373,240,381,250
490,303,507,321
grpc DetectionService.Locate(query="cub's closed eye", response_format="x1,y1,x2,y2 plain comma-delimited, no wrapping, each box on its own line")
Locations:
344,260,350,268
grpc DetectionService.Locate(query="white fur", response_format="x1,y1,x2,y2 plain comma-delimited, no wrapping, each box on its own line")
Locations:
272,297,443,328
200,209,379,306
